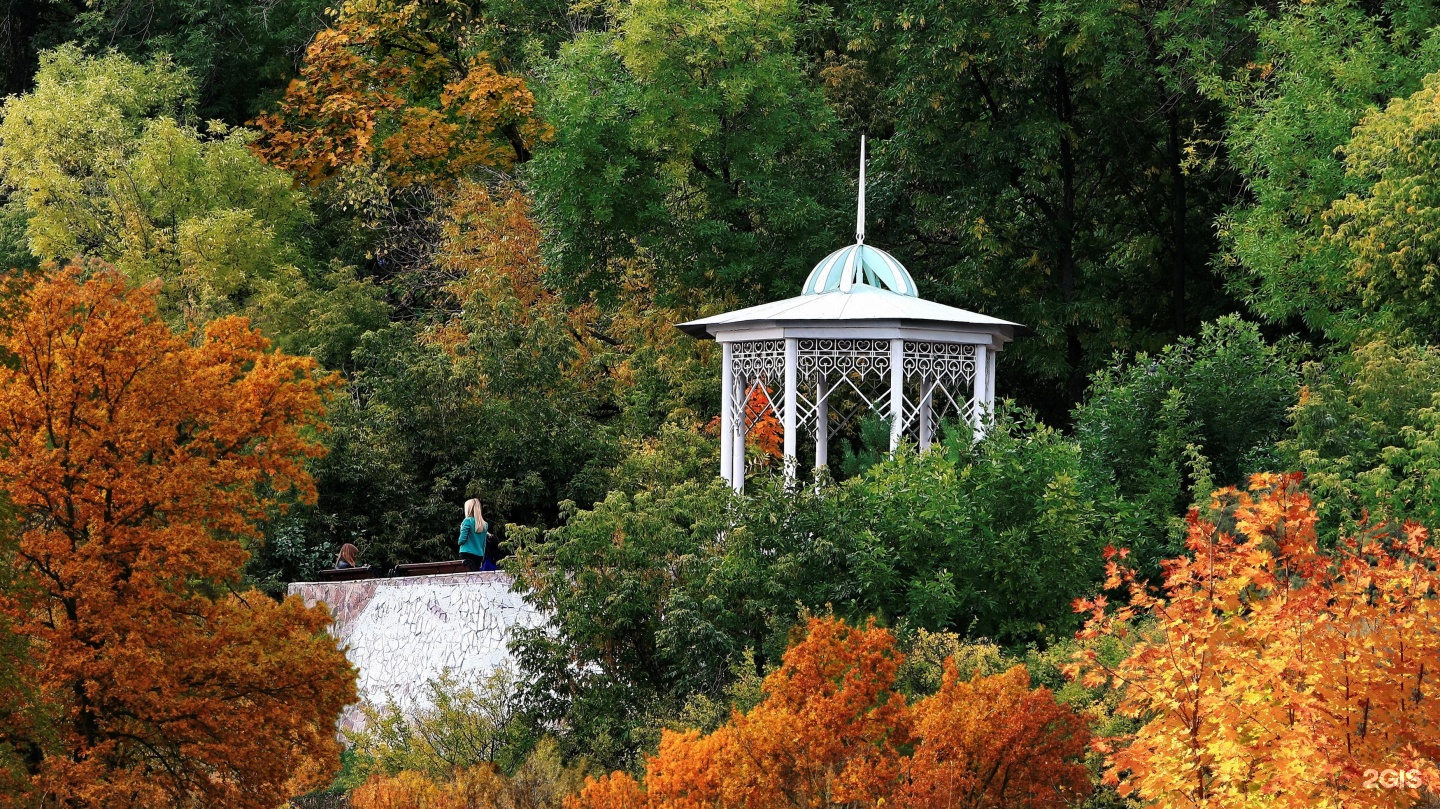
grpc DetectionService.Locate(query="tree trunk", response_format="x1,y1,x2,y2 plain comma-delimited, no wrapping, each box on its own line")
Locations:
1055,58,1085,405
1167,98,1188,334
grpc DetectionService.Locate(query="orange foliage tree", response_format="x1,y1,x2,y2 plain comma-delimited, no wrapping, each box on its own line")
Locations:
253,0,543,189
569,617,1091,809
706,385,784,464
436,183,553,315
0,265,356,808
900,664,1094,809
1070,472,1440,808
742,385,784,462
431,181,600,337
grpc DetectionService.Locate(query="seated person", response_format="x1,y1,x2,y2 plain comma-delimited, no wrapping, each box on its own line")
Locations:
335,543,359,570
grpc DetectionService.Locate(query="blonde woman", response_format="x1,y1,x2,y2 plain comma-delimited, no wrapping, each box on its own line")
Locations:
458,498,489,571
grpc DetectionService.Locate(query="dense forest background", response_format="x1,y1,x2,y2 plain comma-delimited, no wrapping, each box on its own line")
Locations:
8,0,1440,795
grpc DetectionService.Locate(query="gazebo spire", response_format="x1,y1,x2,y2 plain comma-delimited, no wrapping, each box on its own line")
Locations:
801,135,921,297
856,135,866,244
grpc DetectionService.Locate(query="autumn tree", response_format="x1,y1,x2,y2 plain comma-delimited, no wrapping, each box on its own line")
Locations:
568,617,1091,809
347,737,586,809
900,664,1091,809
1071,473,1440,808
253,0,550,311
711,385,784,464
0,265,357,808
254,0,543,189
351,767,509,809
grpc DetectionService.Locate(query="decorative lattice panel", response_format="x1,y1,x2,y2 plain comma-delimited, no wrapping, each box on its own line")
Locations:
732,340,786,385
730,341,786,475
797,338,892,380
903,341,979,439
902,341,976,386
725,337,989,480
793,338,893,441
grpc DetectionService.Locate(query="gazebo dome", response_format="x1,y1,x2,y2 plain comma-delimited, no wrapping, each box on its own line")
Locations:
802,243,918,297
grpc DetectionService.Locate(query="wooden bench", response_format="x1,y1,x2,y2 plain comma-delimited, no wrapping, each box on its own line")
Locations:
390,560,470,578
316,566,380,582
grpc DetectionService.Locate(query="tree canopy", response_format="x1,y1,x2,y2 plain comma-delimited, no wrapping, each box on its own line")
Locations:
11,0,1440,804
0,266,355,808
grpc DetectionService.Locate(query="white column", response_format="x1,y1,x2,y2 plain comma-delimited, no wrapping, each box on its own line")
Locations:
720,342,734,485
731,343,748,490
815,372,829,471
987,348,998,406
918,376,935,450
972,345,990,440
889,338,905,452
732,390,747,491
783,338,798,480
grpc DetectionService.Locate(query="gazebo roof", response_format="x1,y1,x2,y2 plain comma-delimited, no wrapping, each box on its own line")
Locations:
676,284,1022,339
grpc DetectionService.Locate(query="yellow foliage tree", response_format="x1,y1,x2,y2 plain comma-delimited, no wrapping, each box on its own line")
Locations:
1071,473,1440,808
349,737,587,809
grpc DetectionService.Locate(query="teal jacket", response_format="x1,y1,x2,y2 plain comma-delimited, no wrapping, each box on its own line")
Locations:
458,516,488,557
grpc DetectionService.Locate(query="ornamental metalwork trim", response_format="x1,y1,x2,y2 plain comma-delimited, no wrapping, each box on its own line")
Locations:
796,338,891,379
731,340,786,384
730,341,786,449
902,341,976,386
726,337,990,478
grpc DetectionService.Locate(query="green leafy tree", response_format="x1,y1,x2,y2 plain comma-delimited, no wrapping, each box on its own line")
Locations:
843,411,1114,642
1074,316,1294,567
526,0,845,304
348,668,529,780
0,0,327,121
1325,71,1440,340
308,184,627,570
1211,0,1440,340
0,46,300,300
509,408,1118,767
845,0,1250,413
1280,336,1440,537
0,504,37,800
507,479,734,769
0,46,387,364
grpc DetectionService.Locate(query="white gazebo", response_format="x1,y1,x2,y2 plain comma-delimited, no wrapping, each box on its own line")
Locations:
678,139,1024,491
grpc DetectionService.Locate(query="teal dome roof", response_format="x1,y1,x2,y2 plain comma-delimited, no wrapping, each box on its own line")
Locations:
802,242,918,297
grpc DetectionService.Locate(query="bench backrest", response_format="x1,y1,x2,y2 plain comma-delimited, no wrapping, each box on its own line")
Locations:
391,560,469,577
316,566,380,582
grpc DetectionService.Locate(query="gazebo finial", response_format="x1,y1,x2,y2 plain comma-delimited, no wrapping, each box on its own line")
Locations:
856,134,866,244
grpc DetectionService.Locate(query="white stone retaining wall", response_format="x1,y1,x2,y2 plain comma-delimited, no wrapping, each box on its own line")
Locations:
287,572,545,732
